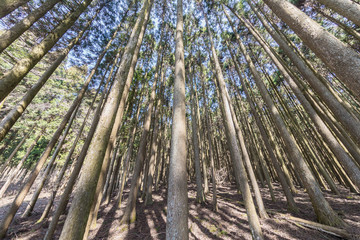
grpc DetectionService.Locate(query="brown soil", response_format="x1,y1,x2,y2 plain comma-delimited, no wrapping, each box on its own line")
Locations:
0,180,359,239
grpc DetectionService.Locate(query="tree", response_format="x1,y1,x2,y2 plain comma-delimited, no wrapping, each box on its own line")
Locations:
58,0,154,238
166,0,189,238
262,0,360,102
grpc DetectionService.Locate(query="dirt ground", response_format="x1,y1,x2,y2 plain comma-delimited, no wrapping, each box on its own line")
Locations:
0,179,359,239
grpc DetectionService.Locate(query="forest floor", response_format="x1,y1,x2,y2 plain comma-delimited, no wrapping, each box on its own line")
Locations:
0,179,359,240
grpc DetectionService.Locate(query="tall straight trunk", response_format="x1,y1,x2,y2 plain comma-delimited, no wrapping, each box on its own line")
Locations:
141,142,151,199
316,8,360,42
0,0,30,19
247,122,276,199
166,0,188,238
117,87,146,208
102,139,120,198
43,72,110,240
143,2,166,206
0,6,100,141
58,1,153,239
226,89,269,219
0,0,62,53
39,63,114,223
144,111,161,205
0,14,110,236
201,2,263,239
308,91,360,165
21,105,79,218
0,0,94,102
238,2,360,147
192,79,209,194
190,65,205,203
231,20,345,227
0,131,42,198
200,73,217,211
104,146,123,205
120,46,160,225
261,0,360,101
145,68,166,205
153,124,164,191
116,94,143,208
317,0,360,27
84,3,138,233
262,3,360,123
231,9,360,188
102,91,137,204
84,137,120,236
156,121,168,190
102,133,128,205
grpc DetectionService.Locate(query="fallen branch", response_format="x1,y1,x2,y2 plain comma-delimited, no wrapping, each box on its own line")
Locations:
218,193,357,239
280,216,352,239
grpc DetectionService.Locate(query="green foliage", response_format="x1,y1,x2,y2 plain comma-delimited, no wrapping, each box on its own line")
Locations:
271,70,284,86
0,25,91,168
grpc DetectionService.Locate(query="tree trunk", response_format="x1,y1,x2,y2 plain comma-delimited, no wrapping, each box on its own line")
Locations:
22,105,79,218
317,0,360,27
200,73,218,211
166,0,188,238
120,45,160,225
240,2,360,147
224,79,269,219
231,18,345,226
0,0,94,102
261,0,360,101
190,65,205,203
201,2,264,239
0,0,62,53
43,74,109,240
58,1,153,238
0,6,100,141
233,9,360,188
117,93,144,208
0,0,31,19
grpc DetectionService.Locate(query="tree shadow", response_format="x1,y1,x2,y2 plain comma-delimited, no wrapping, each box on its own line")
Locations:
189,213,220,239
93,201,118,239
123,201,152,240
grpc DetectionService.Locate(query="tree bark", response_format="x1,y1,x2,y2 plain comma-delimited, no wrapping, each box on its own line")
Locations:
240,2,360,147
201,2,263,239
261,0,360,102
317,0,360,27
231,19,345,226
166,0,189,238
0,0,31,19
0,0,94,102
58,1,153,238
0,6,100,141
0,0,62,53
190,65,205,203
